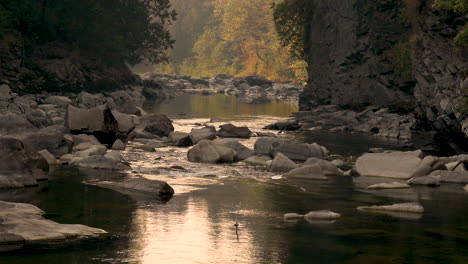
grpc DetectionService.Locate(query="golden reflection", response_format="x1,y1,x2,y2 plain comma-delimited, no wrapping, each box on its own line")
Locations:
129,197,260,264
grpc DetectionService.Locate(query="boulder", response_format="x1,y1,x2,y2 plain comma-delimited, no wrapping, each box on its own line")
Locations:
429,170,468,184
26,109,50,128
0,201,106,251
189,126,217,143
16,125,70,158
271,141,327,161
241,156,271,167
330,159,351,171
407,176,440,187
111,139,125,150
44,96,72,107
355,151,423,179
254,138,283,156
283,165,328,180
137,114,174,137
269,153,298,173
66,105,119,146
112,110,137,134
215,139,254,161
264,119,300,131
38,149,59,165
411,156,441,177
187,140,237,164
304,210,341,219
76,92,111,109
366,182,411,189
217,124,251,139
0,84,16,101
357,203,424,214
89,177,174,200
0,112,36,136
0,137,49,188
74,156,130,170
169,132,193,147
304,158,343,176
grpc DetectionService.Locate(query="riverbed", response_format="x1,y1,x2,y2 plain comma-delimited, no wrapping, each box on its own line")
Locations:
2,94,468,264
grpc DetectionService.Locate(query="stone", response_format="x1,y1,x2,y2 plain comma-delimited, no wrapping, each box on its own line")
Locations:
76,92,110,109
304,210,341,219
16,125,70,158
187,140,236,164
73,134,101,145
256,132,277,137
169,132,193,147
74,144,107,158
111,139,125,150
445,161,466,172
217,124,251,138
284,213,304,220
0,112,36,136
283,165,328,180
189,126,217,143
269,153,298,173
112,110,137,134
271,141,327,161
44,96,72,107
254,138,283,156
104,151,123,162
0,137,49,188
0,201,106,251
137,140,167,152
355,151,423,179
304,158,343,176
88,177,174,200
407,176,440,187
331,159,351,171
366,182,411,189
140,114,174,137
74,156,130,170
357,203,424,214
215,139,254,161
0,84,16,101
26,109,49,128
264,119,300,131
241,156,271,167
38,149,59,165
429,170,468,184
411,156,440,177
368,148,385,153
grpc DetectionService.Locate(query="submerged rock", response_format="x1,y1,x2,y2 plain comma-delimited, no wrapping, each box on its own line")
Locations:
355,151,423,179
407,176,440,187
357,203,424,214
0,201,107,251
366,182,411,189
187,140,236,163
304,210,341,219
74,156,130,170
429,170,468,184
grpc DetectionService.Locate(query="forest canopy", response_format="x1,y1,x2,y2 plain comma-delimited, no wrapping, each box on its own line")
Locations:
0,0,177,65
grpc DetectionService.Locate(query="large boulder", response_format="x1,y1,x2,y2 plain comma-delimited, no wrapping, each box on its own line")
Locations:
0,112,36,136
283,165,328,180
217,124,251,139
254,138,283,156
189,126,217,143
269,152,298,173
0,137,49,188
74,156,130,170
264,119,300,131
16,125,71,158
66,105,119,146
139,114,174,137
187,140,236,163
271,141,328,162
303,158,343,176
89,177,174,200
112,110,138,134
215,139,254,161
169,132,193,147
355,151,423,179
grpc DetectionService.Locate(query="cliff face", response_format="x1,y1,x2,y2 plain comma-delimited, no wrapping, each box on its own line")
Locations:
300,0,467,153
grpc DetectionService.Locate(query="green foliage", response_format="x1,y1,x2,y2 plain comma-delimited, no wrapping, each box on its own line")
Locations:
0,0,176,65
433,0,468,46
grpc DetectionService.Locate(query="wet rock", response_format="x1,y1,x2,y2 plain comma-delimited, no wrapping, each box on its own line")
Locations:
74,156,130,170
429,170,468,184
357,203,424,214
88,177,174,200
284,213,304,220
217,124,251,139
0,112,36,136
264,119,300,131
366,182,411,189
254,137,283,156
407,176,440,187
215,139,254,161
271,141,327,161
242,156,271,167
355,151,423,179
44,96,72,107
0,201,107,251
0,137,49,188
38,149,59,165
169,132,193,147
269,153,298,173
16,125,70,158
304,158,343,176
283,165,328,180
111,139,125,150
304,210,341,219
140,114,174,137
187,140,236,164
189,126,217,144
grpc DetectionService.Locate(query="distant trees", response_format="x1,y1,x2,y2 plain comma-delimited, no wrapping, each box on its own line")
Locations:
0,0,177,65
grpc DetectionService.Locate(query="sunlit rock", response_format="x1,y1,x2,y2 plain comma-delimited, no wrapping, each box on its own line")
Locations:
366,182,411,189
304,210,341,219
242,156,271,167
187,140,236,163
283,165,328,180
355,151,423,179
269,152,297,173
217,123,252,139
429,170,468,184
189,126,217,144
357,203,424,214
407,176,440,187
284,213,304,220
303,157,343,176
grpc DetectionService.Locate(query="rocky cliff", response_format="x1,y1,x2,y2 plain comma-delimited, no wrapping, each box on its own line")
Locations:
300,0,467,154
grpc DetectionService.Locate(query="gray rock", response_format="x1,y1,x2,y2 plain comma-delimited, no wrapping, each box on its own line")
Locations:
215,139,254,161
283,165,328,180
269,153,298,173
254,137,283,156
217,124,251,138
38,149,59,165
26,109,50,128
137,140,167,152
111,139,125,150
169,132,193,147
366,182,411,189
189,126,217,143
271,141,327,162
357,203,424,214
74,156,130,170
139,114,174,137
0,112,36,136
16,125,70,158
407,176,440,187
0,84,16,101
355,151,423,179
112,110,137,134
256,132,277,137
0,201,106,251
72,134,100,145
304,210,341,219
187,140,236,164
76,92,110,109
104,151,123,162
411,156,441,177
241,156,271,167
88,177,174,199
44,96,72,107
429,170,468,184
284,213,304,220
304,158,343,176
465,184,468,192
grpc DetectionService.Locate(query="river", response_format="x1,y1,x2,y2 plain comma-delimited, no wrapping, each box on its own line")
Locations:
2,94,468,264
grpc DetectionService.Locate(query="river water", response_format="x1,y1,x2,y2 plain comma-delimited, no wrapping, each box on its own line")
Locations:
2,95,468,264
